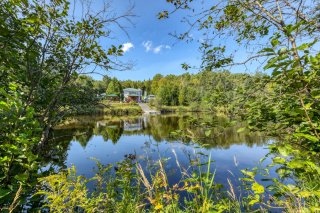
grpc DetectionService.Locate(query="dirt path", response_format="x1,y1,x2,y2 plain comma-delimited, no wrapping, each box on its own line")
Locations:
138,103,160,114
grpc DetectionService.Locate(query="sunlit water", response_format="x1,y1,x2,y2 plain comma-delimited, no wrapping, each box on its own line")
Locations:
43,114,277,189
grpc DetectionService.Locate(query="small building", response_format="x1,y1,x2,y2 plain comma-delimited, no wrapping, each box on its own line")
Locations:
123,88,142,102
106,94,120,101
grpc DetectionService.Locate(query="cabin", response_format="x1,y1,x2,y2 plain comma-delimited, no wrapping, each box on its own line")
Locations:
106,94,120,101
123,88,142,102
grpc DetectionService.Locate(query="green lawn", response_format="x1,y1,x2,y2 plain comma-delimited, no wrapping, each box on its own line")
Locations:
76,101,143,116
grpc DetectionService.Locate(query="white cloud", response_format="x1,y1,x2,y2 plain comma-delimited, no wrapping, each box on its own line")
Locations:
142,41,153,52
153,45,163,53
122,42,134,53
142,41,171,54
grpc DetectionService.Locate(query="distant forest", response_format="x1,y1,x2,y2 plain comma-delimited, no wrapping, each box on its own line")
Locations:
90,70,267,110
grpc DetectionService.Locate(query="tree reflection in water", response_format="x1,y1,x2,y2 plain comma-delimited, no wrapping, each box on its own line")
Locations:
39,114,269,171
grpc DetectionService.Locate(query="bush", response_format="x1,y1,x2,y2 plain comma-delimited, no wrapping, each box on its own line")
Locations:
0,84,40,210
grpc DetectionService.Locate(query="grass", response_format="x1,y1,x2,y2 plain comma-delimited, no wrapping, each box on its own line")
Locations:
156,105,212,113
34,148,320,212
35,155,237,212
76,101,143,116
103,102,143,115
156,105,235,119
157,105,196,113
152,102,217,114
55,114,142,129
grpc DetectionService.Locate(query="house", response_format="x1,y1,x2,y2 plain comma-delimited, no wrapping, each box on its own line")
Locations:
123,88,142,102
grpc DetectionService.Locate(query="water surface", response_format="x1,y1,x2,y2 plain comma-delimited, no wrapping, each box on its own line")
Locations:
43,114,276,188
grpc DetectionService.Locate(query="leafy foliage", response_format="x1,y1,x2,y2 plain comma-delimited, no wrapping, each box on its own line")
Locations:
1,0,320,211
159,0,320,211
0,0,132,209
0,0,132,144
0,84,39,209
36,158,141,212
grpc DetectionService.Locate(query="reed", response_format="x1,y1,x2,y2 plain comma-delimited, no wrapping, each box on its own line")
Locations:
35,152,320,212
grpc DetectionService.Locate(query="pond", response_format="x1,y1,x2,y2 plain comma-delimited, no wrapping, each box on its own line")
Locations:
42,113,277,190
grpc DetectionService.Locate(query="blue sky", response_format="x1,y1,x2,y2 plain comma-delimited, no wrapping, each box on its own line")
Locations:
80,0,262,81
77,0,319,81
80,0,202,81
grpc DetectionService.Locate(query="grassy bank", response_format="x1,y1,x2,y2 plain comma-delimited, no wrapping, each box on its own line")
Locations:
157,105,197,113
156,105,236,118
76,102,143,116
155,104,212,113
155,105,218,114
55,114,142,129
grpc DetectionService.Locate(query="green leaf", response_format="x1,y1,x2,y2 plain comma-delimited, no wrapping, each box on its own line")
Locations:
0,188,11,199
277,147,289,156
241,170,255,178
293,133,319,142
252,182,264,194
241,178,254,182
259,48,274,53
287,160,305,169
264,57,278,69
297,43,309,50
25,16,40,24
14,173,29,182
236,127,245,133
205,130,211,137
271,39,279,47
298,191,312,198
272,157,286,164
249,198,259,206
0,156,10,163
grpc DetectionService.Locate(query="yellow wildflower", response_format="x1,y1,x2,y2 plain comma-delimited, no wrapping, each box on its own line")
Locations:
163,193,172,200
155,203,163,210
194,183,201,189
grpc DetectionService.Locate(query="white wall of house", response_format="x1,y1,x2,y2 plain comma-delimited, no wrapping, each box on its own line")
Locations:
123,88,142,102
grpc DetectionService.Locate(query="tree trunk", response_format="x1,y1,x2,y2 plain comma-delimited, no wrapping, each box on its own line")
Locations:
38,124,51,149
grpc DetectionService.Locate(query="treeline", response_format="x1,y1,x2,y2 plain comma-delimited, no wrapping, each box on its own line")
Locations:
89,70,267,115
145,71,265,110
92,76,151,98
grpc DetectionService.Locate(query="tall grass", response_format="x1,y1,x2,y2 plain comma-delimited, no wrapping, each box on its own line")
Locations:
34,150,320,212
75,102,142,116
